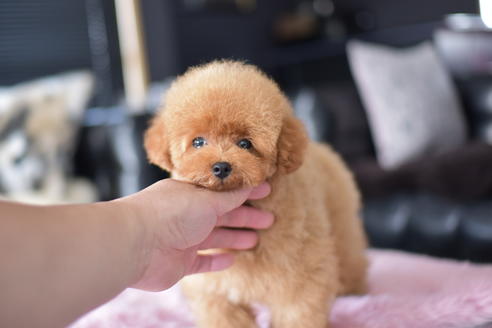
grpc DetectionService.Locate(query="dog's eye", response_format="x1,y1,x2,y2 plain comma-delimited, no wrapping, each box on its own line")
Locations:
237,139,252,149
192,137,207,148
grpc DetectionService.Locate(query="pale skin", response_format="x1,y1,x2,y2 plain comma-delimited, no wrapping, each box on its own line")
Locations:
0,179,272,328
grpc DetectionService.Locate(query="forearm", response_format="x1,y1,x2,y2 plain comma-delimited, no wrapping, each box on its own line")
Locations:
0,199,146,327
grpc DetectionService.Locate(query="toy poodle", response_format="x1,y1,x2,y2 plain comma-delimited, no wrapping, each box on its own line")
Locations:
144,60,368,328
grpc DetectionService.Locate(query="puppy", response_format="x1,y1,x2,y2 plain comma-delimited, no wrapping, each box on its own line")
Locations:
144,61,367,328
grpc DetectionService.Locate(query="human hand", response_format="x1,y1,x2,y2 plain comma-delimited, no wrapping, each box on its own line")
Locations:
0,179,271,327
120,179,272,291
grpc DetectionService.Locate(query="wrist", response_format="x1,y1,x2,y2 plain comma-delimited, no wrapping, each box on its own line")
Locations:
97,197,153,288
110,180,175,287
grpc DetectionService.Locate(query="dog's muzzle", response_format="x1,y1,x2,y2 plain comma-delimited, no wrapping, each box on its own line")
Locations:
212,161,232,179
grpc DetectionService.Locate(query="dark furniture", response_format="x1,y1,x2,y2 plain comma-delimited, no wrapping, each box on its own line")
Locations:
82,0,492,262
294,15,492,262
3,0,490,262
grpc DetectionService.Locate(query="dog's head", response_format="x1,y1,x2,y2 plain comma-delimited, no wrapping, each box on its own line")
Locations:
144,61,308,191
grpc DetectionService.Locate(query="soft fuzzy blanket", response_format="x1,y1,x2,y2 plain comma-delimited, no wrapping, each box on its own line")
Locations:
71,250,492,328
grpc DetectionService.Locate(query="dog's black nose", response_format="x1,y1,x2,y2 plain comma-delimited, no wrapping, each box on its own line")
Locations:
212,162,232,179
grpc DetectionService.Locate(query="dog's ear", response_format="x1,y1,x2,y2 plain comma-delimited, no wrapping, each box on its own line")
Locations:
277,115,308,174
144,116,173,171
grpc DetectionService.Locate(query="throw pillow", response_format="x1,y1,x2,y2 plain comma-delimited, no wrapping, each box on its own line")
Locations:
347,40,468,169
0,71,96,203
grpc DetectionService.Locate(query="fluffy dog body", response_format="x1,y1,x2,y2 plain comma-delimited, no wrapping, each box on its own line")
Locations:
145,61,367,328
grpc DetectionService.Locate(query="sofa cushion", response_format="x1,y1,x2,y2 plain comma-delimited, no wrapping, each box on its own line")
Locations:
417,141,492,200
347,40,468,169
351,141,492,201
0,71,95,203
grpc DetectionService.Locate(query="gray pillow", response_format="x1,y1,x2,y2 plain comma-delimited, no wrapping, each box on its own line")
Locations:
0,71,96,203
347,41,467,169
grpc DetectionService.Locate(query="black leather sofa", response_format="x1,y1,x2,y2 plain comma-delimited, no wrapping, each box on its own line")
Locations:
289,24,492,262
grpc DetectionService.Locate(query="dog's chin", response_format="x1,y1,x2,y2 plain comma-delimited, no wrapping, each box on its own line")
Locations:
202,182,242,191
176,173,258,191
195,177,250,191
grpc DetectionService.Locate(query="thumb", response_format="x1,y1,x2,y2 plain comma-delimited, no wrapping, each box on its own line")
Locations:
206,182,271,217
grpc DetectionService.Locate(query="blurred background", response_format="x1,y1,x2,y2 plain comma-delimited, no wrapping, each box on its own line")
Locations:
1,0,492,262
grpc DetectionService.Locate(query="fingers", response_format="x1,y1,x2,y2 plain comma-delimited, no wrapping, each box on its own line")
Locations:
247,182,271,200
217,206,274,229
208,182,271,216
187,253,234,275
198,228,258,250
136,179,271,251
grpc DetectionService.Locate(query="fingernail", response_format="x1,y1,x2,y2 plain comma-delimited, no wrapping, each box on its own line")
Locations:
263,212,275,227
239,232,259,249
254,211,274,229
211,254,234,271
249,182,271,199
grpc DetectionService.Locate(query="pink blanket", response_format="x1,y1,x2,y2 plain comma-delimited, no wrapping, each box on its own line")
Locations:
71,250,492,328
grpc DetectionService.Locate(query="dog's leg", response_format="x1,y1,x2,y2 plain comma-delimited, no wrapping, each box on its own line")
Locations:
268,251,339,328
187,293,257,328
268,285,335,328
338,251,368,295
334,215,368,295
